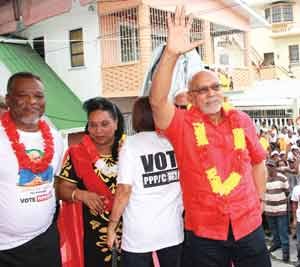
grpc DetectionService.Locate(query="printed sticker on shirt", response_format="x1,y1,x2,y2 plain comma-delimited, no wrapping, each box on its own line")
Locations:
19,186,53,204
17,148,54,204
17,149,54,187
141,150,179,188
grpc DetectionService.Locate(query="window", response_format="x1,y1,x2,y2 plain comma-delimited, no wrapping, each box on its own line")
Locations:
282,5,293,22
100,7,139,65
265,4,293,23
263,53,274,66
69,28,84,67
120,24,139,63
289,45,299,64
196,45,205,61
265,8,271,23
272,6,281,23
151,33,167,51
33,37,45,60
219,54,229,65
150,8,168,51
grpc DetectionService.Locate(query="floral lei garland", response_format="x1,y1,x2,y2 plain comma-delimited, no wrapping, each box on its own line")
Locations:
1,112,54,174
193,104,246,196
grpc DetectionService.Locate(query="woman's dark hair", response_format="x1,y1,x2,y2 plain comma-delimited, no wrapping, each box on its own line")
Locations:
132,97,155,132
83,97,124,161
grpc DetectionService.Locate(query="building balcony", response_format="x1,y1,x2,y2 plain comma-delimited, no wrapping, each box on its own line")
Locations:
271,22,293,33
255,65,293,80
270,22,300,38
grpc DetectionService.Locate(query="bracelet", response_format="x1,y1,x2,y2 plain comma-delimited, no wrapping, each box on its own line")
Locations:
109,218,119,224
71,189,77,202
109,218,120,231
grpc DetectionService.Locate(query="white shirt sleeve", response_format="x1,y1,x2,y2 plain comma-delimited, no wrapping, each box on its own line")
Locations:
52,129,65,175
117,138,134,185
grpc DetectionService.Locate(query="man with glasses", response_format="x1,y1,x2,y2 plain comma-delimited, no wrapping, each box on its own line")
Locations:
149,6,271,267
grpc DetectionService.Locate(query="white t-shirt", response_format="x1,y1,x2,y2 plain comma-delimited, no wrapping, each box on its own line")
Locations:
0,121,64,250
118,132,184,253
291,185,300,222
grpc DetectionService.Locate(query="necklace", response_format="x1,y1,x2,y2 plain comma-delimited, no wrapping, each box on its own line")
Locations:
1,112,54,174
193,106,246,196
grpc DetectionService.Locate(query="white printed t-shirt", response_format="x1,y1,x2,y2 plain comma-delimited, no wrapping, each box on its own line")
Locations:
0,121,64,250
118,131,184,253
291,185,300,222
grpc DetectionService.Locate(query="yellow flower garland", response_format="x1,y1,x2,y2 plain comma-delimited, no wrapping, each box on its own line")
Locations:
193,107,246,196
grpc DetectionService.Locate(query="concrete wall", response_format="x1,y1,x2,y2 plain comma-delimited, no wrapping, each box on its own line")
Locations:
0,63,11,96
250,0,300,79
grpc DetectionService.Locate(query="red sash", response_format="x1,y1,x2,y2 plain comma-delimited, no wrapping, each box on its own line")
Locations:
58,135,115,267
69,135,114,211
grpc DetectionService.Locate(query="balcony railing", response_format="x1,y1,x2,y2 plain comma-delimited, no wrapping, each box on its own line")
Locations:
271,22,293,33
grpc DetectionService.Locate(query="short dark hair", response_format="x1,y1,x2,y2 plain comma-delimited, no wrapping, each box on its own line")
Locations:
83,97,124,161
0,96,7,109
7,72,42,95
132,97,155,132
0,102,7,109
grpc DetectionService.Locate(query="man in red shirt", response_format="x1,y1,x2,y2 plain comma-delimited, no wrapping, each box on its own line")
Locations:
149,6,271,267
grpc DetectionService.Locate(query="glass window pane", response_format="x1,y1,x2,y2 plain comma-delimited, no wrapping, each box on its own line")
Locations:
70,28,84,67
283,5,293,21
71,54,84,67
220,54,229,65
265,8,271,23
71,42,83,54
289,45,299,63
120,24,139,62
70,29,83,41
272,6,281,23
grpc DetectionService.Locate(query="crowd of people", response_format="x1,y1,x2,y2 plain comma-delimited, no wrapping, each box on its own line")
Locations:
258,121,300,265
1,5,298,267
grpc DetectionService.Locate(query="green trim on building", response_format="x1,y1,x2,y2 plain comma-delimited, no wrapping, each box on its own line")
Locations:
0,42,86,130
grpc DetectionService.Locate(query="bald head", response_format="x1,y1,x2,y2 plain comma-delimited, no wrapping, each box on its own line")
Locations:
188,70,219,91
187,70,223,116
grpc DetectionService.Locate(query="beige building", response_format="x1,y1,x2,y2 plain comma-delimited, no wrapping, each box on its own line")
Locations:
249,0,300,80
99,0,267,106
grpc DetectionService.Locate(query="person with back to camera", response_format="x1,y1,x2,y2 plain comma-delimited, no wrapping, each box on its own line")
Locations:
107,96,184,267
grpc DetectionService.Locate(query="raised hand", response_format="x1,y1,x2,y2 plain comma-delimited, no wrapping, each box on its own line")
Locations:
166,6,203,56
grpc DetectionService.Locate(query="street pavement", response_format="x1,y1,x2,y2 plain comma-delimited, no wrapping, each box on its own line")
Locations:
267,235,297,267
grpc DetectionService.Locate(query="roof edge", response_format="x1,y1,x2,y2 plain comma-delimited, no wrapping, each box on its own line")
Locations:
0,37,29,44
230,0,270,28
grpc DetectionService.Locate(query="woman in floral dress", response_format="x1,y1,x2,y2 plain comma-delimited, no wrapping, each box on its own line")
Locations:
56,97,124,267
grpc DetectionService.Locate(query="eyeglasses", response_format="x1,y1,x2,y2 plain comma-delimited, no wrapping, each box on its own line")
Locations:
189,83,220,95
175,104,187,110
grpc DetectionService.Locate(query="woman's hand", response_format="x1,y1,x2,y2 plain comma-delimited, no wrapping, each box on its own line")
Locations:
107,222,120,249
75,189,106,215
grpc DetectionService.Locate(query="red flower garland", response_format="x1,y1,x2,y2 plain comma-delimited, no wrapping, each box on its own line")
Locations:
197,109,246,180
1,112,54,174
